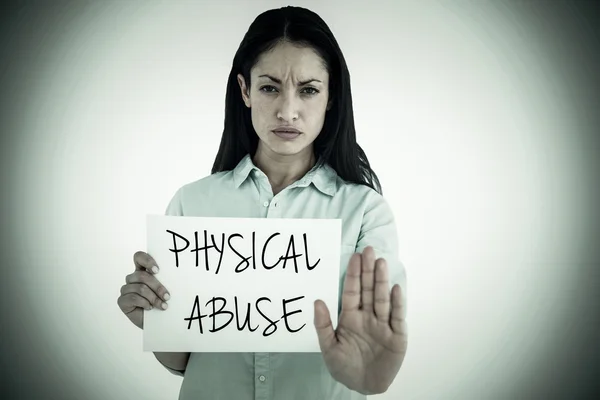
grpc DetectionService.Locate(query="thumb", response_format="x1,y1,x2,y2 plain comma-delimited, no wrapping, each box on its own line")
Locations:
314,299,336,352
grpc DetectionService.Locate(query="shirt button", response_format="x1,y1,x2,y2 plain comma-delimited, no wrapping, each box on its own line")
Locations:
263,201,269,207
258,375,266,382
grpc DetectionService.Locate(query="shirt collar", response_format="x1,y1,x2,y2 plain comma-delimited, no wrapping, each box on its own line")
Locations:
232,154,257,188
232,153,337,197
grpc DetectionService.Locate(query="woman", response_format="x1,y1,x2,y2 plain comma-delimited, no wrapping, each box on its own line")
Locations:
117,6,408,399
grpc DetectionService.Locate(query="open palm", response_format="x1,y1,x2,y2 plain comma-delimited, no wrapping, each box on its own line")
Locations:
313,246,408,395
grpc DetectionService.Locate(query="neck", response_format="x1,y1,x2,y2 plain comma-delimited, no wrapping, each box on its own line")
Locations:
252,144,316,192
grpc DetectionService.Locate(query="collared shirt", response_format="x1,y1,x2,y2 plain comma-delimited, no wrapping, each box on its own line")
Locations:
161,154,407,400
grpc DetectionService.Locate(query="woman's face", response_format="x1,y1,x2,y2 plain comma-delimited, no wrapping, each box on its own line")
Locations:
237,41,331,160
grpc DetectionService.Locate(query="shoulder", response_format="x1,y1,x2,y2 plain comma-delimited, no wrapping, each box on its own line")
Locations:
165,171,232,216
335,178,392,214
177,171,231,199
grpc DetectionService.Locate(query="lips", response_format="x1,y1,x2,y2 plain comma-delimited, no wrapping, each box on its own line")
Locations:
272,127,301,134
272,127,301,140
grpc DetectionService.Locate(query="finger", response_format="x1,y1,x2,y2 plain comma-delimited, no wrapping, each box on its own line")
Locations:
125,271,171,302
313,300,337,352
390,284,407,334
134,251,159,274
341,253,361,312
360,246,376,309
117,292,152,313
373,258,390,322
121,283,168,310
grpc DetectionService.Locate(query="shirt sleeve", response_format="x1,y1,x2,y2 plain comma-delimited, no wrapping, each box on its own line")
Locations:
165,187,184,217
355,191,408,314
155,187,187,377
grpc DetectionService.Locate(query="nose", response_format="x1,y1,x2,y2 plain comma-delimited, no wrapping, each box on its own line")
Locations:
276,91,299,122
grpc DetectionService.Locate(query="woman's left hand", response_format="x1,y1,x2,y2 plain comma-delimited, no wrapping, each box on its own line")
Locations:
313,246,408,395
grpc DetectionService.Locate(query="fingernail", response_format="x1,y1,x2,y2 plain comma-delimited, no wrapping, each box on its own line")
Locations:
161,302,168,310
152,266,159,274
164,293,170,301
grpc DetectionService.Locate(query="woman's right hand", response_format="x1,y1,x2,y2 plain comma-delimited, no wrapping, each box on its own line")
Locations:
117,251,171,330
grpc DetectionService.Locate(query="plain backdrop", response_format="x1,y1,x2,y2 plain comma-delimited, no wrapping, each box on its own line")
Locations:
2,0,599,399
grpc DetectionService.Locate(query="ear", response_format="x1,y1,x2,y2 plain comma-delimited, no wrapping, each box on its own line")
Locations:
237,74,251,108
326,98,333,111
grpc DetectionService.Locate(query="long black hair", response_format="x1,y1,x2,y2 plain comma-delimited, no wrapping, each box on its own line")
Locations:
211,6,382,194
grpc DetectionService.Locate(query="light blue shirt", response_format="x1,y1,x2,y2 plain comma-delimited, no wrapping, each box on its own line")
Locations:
161,154,407,399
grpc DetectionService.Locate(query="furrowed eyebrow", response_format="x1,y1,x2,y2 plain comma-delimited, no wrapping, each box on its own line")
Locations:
258,74,322,86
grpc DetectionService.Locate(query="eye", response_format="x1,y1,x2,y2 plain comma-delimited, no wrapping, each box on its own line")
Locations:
301,87,319,95
259,85,319,95
259,85,278,93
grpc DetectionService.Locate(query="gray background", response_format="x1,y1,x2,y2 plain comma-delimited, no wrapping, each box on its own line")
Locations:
1,0,598,399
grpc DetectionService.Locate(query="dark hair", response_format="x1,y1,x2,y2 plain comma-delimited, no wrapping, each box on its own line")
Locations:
211,6,382,194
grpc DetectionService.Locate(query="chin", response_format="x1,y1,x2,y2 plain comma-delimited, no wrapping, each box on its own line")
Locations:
270,146,304,157
257,134,313,157
266,140,306,156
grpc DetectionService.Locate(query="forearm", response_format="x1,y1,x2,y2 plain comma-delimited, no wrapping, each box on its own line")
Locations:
153,352,190,372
